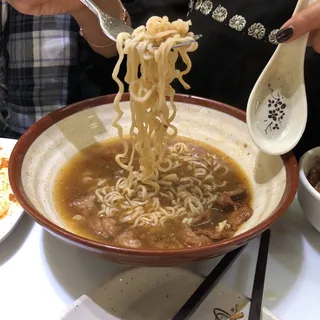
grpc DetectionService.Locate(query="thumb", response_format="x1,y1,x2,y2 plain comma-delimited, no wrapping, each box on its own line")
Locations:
276,1,320,43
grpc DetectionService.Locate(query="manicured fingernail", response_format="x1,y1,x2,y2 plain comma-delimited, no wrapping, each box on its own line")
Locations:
276,27,294,43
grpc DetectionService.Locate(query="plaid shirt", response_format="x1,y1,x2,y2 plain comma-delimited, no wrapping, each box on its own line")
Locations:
0,3,80,137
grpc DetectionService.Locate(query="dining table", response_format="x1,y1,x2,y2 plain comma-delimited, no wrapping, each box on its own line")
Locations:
0,197,319,320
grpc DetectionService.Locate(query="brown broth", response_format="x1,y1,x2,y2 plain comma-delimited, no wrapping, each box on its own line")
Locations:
54,136,253,249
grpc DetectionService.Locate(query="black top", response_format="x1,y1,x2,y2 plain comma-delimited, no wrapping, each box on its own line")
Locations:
84,0,320,159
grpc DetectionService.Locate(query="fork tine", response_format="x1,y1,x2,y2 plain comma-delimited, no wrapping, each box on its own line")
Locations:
171,35,202,49
193,34,203,41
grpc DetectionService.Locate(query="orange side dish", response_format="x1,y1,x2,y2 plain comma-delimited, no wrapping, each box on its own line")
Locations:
0,157,9,170
0,208,9,219
0,155,16,220
9,193,17,202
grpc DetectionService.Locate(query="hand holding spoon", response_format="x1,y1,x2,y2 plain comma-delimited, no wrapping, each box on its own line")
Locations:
246,0,312,155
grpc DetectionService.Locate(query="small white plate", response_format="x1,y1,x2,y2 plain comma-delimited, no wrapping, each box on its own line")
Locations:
0,138,24,243
59,267,280,320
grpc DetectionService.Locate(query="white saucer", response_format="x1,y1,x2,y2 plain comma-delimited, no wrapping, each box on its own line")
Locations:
0,138,24,243
59,267,279,320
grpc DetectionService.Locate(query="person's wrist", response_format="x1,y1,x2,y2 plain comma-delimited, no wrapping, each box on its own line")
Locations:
70,5,96,25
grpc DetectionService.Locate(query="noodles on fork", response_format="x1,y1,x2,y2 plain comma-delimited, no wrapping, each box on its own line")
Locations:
95,16,231,228
112,16,197,183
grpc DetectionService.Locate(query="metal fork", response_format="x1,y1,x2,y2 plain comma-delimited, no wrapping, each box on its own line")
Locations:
80,0,202,48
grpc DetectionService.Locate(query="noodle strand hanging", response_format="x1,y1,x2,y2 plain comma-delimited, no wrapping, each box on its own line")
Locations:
95,16,231,228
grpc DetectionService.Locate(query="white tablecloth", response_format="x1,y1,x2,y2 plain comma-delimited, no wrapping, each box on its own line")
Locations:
0,198,319,320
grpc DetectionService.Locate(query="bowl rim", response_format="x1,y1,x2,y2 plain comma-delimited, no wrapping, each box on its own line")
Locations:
299,146,320,201
9,93,299,256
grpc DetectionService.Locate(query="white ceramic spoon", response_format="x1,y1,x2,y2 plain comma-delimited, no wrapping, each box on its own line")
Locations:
246,0,311,155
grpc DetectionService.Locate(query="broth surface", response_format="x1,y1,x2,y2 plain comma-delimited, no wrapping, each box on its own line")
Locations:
54,136,253,250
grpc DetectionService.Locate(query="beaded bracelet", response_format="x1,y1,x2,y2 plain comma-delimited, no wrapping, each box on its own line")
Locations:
79,1,129,48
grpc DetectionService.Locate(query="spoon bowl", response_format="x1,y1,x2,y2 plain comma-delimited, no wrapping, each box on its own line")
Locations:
246,0,310,155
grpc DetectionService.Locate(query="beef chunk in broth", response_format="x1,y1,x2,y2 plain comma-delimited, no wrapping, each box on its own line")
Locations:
214,192,237,211
227,206,253,230
69,194,98,217
213,186,248,212
116,229,142,248
195,205,253,241
226,186,247,201
89,217,121,239
195,226,234,241
180,225,212,247
141,230,183,249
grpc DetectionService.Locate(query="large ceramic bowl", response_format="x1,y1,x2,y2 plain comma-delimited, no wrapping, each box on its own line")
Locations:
9,94,298,266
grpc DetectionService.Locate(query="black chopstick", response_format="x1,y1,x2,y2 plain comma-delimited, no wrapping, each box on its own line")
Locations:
172,244,247,320
248,229,271,320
